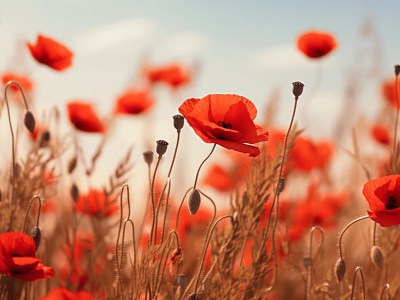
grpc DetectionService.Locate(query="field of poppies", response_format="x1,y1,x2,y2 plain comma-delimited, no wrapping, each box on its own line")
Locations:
0,26,400,300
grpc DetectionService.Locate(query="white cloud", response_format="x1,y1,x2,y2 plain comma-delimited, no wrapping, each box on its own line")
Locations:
249,43,334,71
72,18,158,55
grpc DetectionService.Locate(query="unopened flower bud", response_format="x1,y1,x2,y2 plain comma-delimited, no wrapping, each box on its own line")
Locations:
156,140,169,157
276,178,285,194
292,81,305,98
177,274,188,286
143,151,154,165
334,258,346,282
370,245,384,270
24,111,36,133
68,157,77,174
173,114,185,131
395,65,400,77
71,184,79,202
30,226,41,250
187,188,201,215
303,257,312,267
39,130,51,147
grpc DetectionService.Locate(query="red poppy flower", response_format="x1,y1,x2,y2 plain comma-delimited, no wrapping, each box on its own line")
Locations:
287,183,348,241
146,63,190,88
39,287,94,300
74,189,118,218
363,175,400,227
1,72,34,92
288,136,333,172
67,101,105,133
0,232,54,281
114,88,154,115
297,30,338,59
382,78,400,109
371,123,391,145
179,94,269,157
27,34,73,71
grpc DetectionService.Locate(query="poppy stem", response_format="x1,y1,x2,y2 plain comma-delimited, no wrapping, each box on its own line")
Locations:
3,81,31,205
115,184,130,296
380,284,390,300
350,267,366,300
150,156,161,246
393,72,399,159
174,188,194,230
22,195,42,233
193,215,233,297
338,215,369,260
260,94,300,293
193,144,217,189
373,222,378,246
305,226,324,300
119,219,137,295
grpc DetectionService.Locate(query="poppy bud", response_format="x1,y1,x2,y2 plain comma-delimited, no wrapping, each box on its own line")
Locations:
24,111,36,133
188,293,198,300
334,258,346,282
143,151,154,165
177,274,188,286
292,81,305,98
71,184,79,202
303,257,312,267
39,130,51,147
173,114,185,131
395,65,400,77
68,157,77,174
370,245,384,270
187,188,201,215
156,140,169,157
30,226,41,250
276,178,285,194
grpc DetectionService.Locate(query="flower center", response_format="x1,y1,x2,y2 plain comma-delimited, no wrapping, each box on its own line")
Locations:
217,121,232,129
386,196,400,210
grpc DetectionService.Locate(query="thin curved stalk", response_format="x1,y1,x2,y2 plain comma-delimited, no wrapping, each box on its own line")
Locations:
150,157,161,245
350,267,366,300
193,144,216,189
339,216,369,259
3,81,31,205
22,195,42,233
305,226,324,300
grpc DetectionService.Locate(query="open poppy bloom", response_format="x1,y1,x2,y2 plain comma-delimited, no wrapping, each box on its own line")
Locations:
74,189,118,218
67,101,105,133
146,63,190,88
0,232,54,281
27,34,73,71
179,94,268,157
371,123,391,145
288,136,333,172
297,30,338,59
382,78,400,109
40,287,94,300
1,72,34,92
114,88,154,115
363,175,400,227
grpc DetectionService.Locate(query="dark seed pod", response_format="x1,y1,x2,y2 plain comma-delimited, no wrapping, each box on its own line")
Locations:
68,157,77,174
71,184,79,202
292,81,305,98
187,188,201,215
156,140,169,157
143,151,154,165
39,130,51,147
24,111,36,133
177,274,188,286
334,258,346,282
395,65,400,76
173,114,185,131
370,245,384,270
303,257,312,267
188,293,198,300
30,226,41,250
276,178,285,194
